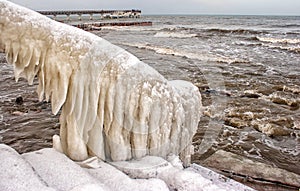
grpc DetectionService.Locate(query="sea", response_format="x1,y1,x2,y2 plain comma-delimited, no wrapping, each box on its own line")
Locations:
0,15,299,190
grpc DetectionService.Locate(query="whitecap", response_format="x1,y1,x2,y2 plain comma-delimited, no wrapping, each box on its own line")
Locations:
121,43,249,64
154,31,197,39
257,37,300,44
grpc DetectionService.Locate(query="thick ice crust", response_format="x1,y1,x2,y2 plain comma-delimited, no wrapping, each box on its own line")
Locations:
0,0,202,163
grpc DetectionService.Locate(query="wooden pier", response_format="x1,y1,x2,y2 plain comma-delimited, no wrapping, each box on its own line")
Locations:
37,10,141,21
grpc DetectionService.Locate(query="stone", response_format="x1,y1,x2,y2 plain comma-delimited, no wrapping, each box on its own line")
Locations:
202,150,300,188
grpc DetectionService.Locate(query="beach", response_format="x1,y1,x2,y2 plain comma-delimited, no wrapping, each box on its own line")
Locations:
1,15,300,190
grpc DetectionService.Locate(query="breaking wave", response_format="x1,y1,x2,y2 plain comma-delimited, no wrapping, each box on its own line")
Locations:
256,37,300,44
250,36,300,54
263,44,300,54
121,43,249,64
204,28,263,35
154,31,197,38
271,24,300,28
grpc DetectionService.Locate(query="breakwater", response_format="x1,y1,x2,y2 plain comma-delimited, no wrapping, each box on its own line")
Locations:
37,9,152,29
73,21,152,30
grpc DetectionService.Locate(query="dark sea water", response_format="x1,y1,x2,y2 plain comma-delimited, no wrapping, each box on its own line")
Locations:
0,15,299,190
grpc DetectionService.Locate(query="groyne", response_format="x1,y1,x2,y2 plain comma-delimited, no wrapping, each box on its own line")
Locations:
73,21,152,30
37,9,152,30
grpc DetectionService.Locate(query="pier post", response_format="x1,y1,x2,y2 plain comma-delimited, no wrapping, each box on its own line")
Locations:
89,14,93,20
78,14,82,21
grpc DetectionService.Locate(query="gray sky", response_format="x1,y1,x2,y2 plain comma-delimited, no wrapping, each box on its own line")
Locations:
9,0,300,15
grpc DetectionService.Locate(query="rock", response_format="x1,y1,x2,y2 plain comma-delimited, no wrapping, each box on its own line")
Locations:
202,150,300,188
15,96,23,105
11,111,25,116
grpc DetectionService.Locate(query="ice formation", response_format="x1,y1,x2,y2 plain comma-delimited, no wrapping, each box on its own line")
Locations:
1,144,256,191
0,1,202,165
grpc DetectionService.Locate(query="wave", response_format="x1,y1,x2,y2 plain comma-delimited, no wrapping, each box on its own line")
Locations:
121,43,249,64
271,24,300,28
160,26,195,31
256,37,300,44
235,40,263,47
252,36,300,53
158,27,264,36
204,28,263,35
154,31,197,38
286,31,300,35
263,44,300,54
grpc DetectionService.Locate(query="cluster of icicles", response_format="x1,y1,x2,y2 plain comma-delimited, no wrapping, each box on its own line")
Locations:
0,0,202,166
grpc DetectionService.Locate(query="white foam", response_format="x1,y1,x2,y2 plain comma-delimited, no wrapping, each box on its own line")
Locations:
99,25,162,32
154,31,197,38
263,43,300,53
121,42,249,64
257,36,300,44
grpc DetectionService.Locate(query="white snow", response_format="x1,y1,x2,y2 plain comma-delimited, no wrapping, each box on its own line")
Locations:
85,158,169,191
0,144,55,191
22,148,109,191
0,144,256,191
0,0,202,164
109,155,232,191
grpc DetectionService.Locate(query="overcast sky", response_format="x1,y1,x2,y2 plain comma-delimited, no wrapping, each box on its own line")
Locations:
9,0,300,15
